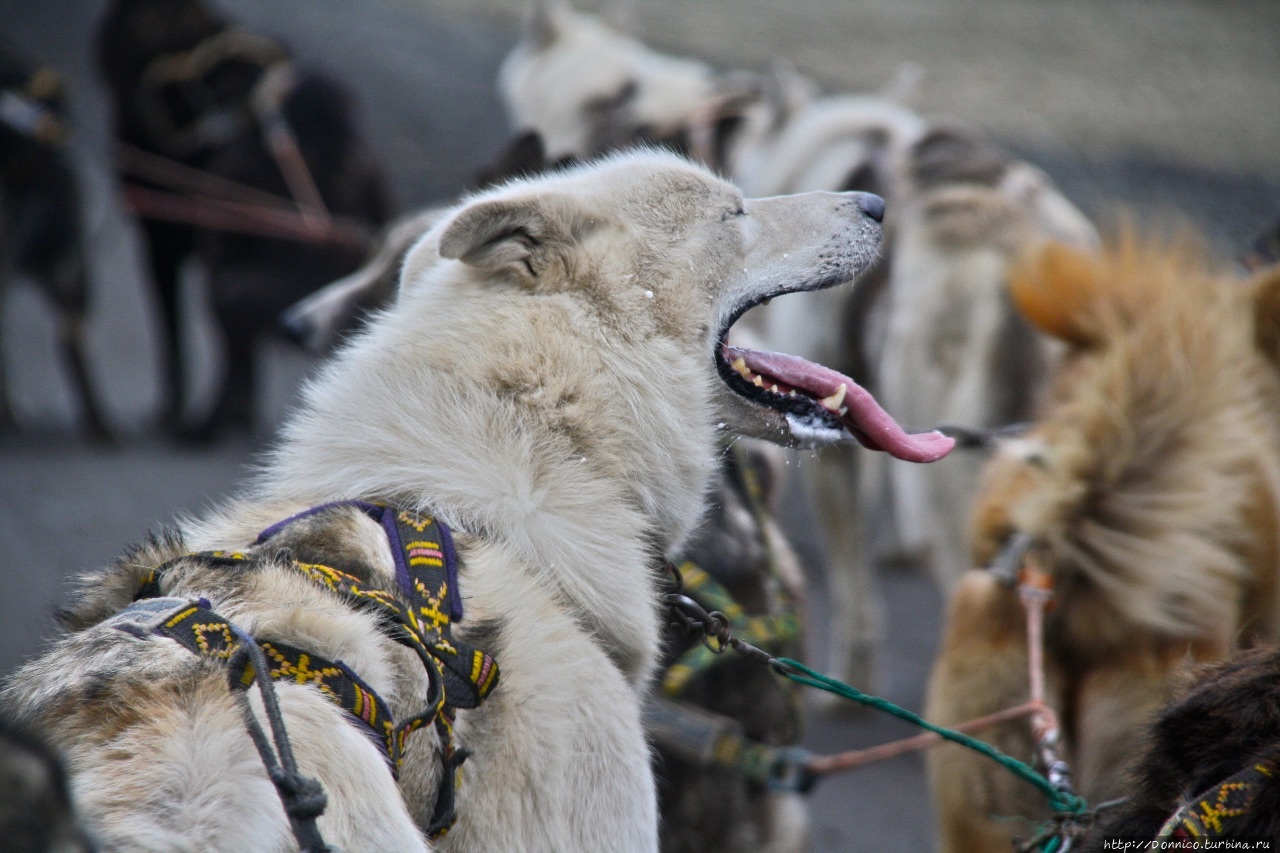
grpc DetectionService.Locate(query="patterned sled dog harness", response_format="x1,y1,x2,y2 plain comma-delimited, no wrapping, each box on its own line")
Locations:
1156,754,1279,841
116,501,499,840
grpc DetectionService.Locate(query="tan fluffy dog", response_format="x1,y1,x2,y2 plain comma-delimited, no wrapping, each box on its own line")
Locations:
925,233,1280,851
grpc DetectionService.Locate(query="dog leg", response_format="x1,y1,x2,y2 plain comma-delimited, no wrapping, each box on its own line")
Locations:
813,441,884,694
0,246,14,430
196,315,258,441
887,458,934,567
140,219,194,432
56,309,112,442
759,791,809,853
925,571,1055,853
448,573,659,851
0,317,12,429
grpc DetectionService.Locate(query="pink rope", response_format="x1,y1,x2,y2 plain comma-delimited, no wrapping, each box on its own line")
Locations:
807,701,1042,775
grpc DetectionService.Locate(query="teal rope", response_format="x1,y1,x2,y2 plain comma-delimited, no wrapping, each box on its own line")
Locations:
771,657,1088,817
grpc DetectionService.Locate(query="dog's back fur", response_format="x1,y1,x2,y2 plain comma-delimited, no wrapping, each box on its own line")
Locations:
925,235,1280,852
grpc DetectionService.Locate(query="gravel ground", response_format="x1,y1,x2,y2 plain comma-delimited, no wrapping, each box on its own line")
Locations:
0,1,1277,850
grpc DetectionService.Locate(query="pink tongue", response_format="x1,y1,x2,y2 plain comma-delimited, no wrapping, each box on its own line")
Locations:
726,346,955,463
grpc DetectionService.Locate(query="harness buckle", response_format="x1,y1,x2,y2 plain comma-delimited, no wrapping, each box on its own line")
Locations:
104,596,209,640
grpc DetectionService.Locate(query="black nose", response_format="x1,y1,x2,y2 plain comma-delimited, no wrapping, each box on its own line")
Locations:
858,193,885,223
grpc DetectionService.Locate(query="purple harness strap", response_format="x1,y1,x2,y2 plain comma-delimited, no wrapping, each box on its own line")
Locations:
255,499,464,621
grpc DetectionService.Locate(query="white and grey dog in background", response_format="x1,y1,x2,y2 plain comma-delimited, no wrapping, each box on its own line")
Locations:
497,0,1097,690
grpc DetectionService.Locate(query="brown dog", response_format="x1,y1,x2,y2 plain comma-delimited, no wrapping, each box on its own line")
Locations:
925,233,1280,851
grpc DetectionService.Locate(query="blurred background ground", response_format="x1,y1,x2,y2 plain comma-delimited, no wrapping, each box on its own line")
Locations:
0,1,1276,850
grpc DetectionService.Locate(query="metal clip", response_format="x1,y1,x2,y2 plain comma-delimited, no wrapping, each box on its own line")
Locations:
768,747,817,793
988,531,1035,586
662,593,732,653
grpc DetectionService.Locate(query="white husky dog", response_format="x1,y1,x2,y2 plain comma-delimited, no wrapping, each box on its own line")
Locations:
1,151,950,851
498,0,722,161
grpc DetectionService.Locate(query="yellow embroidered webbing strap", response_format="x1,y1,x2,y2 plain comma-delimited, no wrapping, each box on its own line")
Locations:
383,507,499,709
107,596,401,769
131,500,501,841
252,500,500,838
251,501,500,710
1156,757,1278,840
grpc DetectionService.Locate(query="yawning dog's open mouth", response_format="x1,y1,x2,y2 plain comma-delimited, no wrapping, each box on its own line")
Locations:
715,317,954,463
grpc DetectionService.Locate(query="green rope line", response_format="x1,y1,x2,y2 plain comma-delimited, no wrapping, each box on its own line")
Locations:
771,657,1088,817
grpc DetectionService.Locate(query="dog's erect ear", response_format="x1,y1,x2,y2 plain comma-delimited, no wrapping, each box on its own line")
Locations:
1251,263,1280,365
599,0,639,34
999,164,1099,249
439,196,568,280
476,131,549,188
909,125,1009,192
880,61,925,106
522,0,567,49
761,60,816,130
1008,241,1102,346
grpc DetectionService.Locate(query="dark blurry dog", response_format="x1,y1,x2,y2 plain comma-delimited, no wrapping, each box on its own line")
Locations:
0,713,94,852
279,207,442,355
653,443,809,853
191,70,392,439
0,43,110,439
1081,645,1280,847
95,0,392,439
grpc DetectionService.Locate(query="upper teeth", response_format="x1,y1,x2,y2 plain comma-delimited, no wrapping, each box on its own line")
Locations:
728,353,794,396
820,385,847,411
